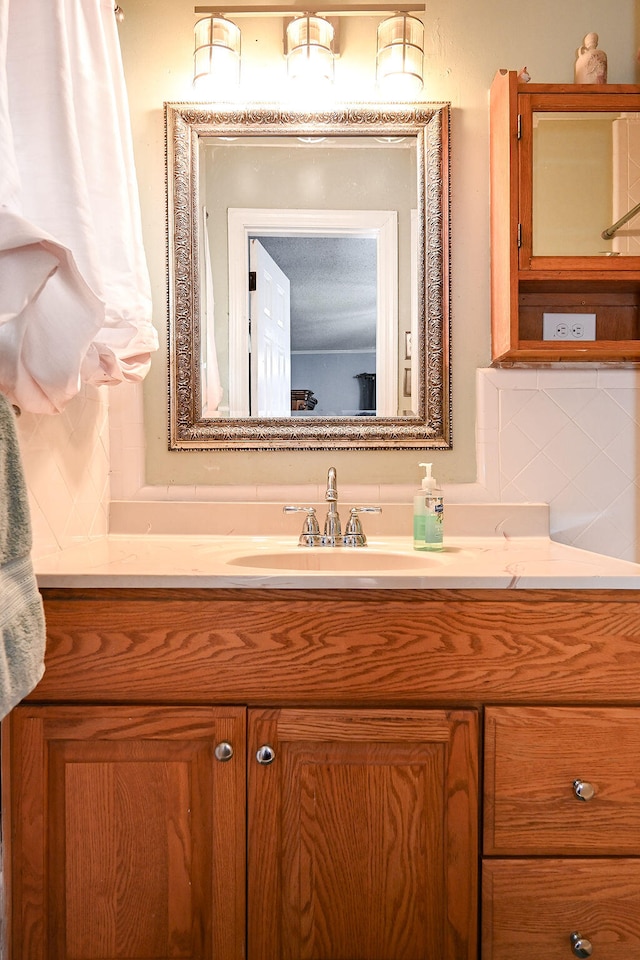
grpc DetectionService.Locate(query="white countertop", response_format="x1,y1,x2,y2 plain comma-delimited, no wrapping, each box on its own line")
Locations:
33,533,640,590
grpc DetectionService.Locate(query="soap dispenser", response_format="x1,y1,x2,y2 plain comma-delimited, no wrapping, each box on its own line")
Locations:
413,462,444,551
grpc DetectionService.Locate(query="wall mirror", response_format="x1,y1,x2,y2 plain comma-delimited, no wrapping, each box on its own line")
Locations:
166,102,450,450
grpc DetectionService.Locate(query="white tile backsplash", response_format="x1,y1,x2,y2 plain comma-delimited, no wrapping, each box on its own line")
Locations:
16,384,110,555
543,422,599,478
478,368,640,561
14,367,640,563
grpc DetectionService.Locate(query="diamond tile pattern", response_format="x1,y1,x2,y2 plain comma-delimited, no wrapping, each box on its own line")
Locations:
479,369,640,562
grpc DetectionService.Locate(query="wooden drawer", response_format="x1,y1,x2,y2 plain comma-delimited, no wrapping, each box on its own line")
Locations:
483,859,640,960
484,706,640,854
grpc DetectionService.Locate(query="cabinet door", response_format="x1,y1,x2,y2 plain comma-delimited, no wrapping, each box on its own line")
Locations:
483,859,640,959
484,706,640,855
248,708,478,960
5,705,246,960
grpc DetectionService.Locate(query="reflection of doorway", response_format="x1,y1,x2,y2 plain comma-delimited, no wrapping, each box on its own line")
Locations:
257,235,376,416
249,239,291,416
228,208,398,417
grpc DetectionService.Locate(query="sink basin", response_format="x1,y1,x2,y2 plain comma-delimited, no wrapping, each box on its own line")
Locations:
227,549,446,572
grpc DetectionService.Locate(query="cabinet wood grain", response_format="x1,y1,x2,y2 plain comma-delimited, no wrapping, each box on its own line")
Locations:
4,586,640,960
248,709,478,960
7,706,246,960
33,588,640,705
483,859,640,959
484,706,640,855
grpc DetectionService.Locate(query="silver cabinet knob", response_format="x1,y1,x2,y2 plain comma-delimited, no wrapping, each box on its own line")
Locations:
256,744,276,765
573,779,596,802
214,741,234,762
570,932,593,957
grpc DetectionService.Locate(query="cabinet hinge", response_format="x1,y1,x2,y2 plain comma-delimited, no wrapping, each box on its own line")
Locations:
517,114,522,139
517,223,522,248
249,271,257,291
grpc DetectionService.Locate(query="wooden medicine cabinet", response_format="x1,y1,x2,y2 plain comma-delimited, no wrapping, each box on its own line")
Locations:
490,69,640,363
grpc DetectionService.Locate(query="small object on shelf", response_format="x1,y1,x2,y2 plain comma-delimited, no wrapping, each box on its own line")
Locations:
291,389,317,411
517,66,531,83
574,33,607,84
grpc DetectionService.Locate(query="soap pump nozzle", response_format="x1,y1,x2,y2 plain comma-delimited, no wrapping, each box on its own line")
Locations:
418,462,437,494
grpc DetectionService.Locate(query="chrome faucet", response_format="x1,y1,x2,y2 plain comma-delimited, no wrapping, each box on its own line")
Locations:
284,466,381,547
322,466,341,545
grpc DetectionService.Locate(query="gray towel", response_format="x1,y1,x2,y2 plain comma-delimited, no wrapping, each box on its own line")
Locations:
0,393,45,718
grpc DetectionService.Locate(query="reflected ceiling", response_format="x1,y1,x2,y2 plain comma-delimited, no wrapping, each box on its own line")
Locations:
257,235,377,351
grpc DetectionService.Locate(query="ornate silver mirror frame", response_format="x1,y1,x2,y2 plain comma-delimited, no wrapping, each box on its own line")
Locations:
166,102,451,450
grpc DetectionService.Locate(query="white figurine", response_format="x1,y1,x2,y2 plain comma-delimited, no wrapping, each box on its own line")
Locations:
517,66,531,83
574,33,607,84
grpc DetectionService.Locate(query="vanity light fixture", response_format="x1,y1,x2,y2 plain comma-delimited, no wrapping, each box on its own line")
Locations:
376,12,424,96
193,15,241,93
286,14,335,84
193,4,425,93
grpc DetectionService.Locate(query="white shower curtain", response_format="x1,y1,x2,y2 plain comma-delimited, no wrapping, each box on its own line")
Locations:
0,0,158,414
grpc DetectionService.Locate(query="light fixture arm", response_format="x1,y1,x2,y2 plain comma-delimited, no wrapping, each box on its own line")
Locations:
195,4,423,15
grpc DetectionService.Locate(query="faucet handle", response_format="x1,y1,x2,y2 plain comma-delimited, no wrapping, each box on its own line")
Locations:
283,506,321,546
343,506,382,546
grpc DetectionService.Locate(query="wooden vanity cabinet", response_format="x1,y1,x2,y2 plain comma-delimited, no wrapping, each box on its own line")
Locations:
490,69,640,363
5,704,478,960
5,586,640,960
5,703,477,960
3,589,480,960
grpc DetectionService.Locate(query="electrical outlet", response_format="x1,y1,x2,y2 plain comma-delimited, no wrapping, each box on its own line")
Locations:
542,313,596,341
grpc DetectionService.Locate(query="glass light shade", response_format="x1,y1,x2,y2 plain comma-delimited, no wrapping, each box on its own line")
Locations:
376,13,424,97
193,16,241,92
286,15,334,84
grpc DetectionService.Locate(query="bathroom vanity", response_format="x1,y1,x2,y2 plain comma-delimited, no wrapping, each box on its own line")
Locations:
3,536,640,959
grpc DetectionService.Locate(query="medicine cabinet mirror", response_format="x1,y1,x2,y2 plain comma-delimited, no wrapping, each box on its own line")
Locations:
530,107,640,258
166,102,450,450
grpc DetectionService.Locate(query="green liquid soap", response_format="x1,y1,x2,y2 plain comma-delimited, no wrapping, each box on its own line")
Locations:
413,462,444,551
413,502,444,551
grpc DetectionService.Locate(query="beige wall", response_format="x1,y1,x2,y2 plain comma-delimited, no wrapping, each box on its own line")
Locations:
118,0,637,487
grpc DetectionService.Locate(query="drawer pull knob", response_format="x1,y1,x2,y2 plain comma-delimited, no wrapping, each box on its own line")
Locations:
256,744,276,765
570,932,593,957
573,779,596,802
214,741,234,762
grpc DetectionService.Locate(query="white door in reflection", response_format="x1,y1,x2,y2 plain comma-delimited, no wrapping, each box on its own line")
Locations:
249,239,291,416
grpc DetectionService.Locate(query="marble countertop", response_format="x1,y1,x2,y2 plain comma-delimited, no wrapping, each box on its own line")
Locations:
33,533,640,590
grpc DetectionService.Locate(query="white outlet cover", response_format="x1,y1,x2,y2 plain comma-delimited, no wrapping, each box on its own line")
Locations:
542,312,596,341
